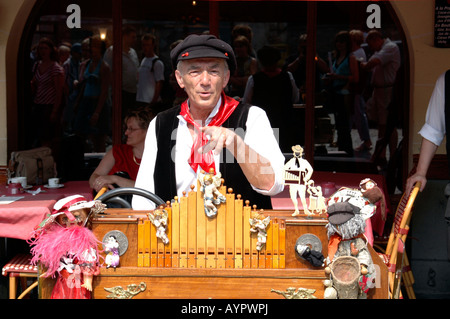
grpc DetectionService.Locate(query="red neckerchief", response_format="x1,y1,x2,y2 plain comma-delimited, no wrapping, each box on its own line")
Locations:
179,92,239,173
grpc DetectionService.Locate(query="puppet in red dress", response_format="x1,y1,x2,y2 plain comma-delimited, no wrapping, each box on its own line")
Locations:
28,195,106,299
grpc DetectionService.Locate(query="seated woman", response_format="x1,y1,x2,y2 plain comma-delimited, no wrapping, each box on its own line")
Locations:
89,107,154,194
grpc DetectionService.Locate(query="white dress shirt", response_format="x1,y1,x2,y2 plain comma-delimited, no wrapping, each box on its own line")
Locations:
418,71,446,147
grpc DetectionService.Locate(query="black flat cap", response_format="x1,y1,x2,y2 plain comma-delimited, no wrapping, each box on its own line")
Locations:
170,34,236,74
327,202,360,225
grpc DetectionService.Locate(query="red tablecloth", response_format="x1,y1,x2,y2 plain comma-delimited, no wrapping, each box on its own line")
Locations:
271,171,391,244
0,193,59,240
0,181,93,240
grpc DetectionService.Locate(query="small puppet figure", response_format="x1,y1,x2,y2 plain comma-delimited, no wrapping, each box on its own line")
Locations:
198,168,226,218
249,211,271,251
295,242,325,267
323,279,338,299
359,178,387,221
307,181,327,214
283,145,313,216
105,236,120,269
148,206,169,244
28,195,106,299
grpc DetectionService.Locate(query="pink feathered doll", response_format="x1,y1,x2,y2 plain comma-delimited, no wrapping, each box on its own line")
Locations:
28,195,106,299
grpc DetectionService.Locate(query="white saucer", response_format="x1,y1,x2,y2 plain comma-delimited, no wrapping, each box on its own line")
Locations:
44,184,64,189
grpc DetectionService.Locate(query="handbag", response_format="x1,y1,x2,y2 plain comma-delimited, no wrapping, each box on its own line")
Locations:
8,147,55,185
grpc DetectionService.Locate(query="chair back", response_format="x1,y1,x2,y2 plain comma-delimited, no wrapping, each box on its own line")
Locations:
385,182,421,257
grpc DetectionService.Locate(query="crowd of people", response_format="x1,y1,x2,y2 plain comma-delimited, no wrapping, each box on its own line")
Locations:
29,26,165,156
27,24,402,199
317,29,401,162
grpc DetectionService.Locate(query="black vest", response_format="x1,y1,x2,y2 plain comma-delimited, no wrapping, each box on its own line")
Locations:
154,102,273,209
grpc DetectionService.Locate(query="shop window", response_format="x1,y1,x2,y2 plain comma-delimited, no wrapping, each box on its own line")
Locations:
12,0,408,189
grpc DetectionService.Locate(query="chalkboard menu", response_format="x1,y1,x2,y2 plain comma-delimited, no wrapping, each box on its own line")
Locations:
435,0,450,48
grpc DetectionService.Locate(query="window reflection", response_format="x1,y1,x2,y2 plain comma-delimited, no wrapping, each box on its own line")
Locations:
315,1,404,183
18,0,406,186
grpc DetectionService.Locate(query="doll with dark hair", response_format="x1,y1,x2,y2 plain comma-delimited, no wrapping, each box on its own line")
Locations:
359,178,386,221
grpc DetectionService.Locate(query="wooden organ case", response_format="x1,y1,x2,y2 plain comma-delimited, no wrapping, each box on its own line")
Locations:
38,181,388,299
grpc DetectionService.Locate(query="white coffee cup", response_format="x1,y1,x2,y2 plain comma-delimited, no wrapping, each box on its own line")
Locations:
9,176,27,188
48,178,60,187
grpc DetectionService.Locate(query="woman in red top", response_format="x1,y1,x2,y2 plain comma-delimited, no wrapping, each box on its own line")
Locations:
89,107,154,192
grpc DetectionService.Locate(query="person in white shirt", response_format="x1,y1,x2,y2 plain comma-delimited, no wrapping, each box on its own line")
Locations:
406,71,448,194
405,70,450,260
136,33,165,109
103,25,139,118
361,30,401,165
132,34,285,210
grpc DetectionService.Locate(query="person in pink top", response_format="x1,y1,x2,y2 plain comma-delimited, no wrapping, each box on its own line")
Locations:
29,37,65,149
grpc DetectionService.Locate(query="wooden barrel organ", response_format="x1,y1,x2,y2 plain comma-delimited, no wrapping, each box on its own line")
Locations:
39,180,388,299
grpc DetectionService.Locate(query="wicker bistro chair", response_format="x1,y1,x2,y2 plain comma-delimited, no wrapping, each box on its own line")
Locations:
375,182,421,299
2,253,38,299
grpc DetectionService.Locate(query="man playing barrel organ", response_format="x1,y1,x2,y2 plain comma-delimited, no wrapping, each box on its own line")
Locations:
132,34,285,210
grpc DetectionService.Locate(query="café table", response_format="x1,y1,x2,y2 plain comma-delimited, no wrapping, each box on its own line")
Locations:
0,180,93,240
271,171,392,246
33,180,93,201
